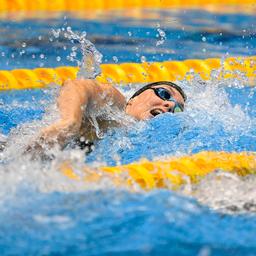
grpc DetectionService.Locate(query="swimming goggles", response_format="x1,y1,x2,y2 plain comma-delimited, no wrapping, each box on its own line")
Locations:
150,87,184,113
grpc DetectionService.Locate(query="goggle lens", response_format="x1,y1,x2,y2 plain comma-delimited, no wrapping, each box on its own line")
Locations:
157,88,172,101
152,87,184,113
173,106,183,113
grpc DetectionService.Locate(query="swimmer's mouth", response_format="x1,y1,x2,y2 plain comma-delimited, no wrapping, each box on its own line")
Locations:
150,109,164,117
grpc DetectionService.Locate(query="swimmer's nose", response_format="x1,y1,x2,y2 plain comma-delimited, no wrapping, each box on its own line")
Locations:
163,101,175,112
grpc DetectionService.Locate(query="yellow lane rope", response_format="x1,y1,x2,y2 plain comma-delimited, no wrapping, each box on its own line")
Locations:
0,0,255,13
0,6,255,20
59,151,256,190
0,56,255,90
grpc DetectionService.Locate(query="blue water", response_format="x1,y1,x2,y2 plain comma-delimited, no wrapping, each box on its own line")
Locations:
0,9,255,70
1,189,256,256
1,8,256,256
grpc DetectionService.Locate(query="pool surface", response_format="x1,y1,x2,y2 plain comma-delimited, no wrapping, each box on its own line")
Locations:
0,9,255,70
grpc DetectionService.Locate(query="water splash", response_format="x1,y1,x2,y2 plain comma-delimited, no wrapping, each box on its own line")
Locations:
63,27,103,79
156,23,166,46
189,171,256,214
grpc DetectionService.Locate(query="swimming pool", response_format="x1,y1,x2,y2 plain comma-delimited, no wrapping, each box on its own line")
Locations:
0,7,256,255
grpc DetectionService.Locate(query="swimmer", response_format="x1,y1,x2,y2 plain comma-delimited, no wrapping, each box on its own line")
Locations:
27,79,186,156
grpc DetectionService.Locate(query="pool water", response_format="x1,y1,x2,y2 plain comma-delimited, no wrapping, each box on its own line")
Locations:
0,9,255,70
0,8,256,256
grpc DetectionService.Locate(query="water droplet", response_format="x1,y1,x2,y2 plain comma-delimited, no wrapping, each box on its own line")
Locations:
40,54,45,59
112,56,118,63
156,28,166,46
202,37,207,42
140,56,147,62
52,29,61,38
56,56,61,62
22,42,26,48
128,31,132,36
158,29,166,37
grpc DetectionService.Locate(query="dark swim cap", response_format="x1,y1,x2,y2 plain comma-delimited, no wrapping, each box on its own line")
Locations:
128,81,187,102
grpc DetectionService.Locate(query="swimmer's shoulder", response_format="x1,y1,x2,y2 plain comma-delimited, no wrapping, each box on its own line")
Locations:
69,79,127,110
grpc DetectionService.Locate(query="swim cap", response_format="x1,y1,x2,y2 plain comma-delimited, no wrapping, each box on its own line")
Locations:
128,81,187,102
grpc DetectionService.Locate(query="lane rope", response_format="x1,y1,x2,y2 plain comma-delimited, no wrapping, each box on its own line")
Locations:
0,0,255,12
59,151,256,190
0,56,255,90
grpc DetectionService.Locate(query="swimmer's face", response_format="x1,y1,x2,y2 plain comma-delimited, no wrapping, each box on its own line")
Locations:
125,85,185,120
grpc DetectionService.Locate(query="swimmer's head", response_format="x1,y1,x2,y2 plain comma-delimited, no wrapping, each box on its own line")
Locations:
125,81,186,120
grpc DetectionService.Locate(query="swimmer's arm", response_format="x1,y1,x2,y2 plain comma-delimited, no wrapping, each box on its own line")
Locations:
37,79,126,146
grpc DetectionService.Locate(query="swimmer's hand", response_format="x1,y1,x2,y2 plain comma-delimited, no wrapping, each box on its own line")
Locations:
25,120,80,159
38,119,80,146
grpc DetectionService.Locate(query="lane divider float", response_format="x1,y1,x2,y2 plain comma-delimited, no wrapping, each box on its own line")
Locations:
0,0,255,12
0,56,255,90
59,151,256,190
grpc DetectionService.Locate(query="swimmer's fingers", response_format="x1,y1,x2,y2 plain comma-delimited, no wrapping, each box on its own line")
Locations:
24,139,45,156
24,139,56,161
39,120,80,146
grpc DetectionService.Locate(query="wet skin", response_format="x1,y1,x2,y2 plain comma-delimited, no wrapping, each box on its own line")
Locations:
125,85,185,120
